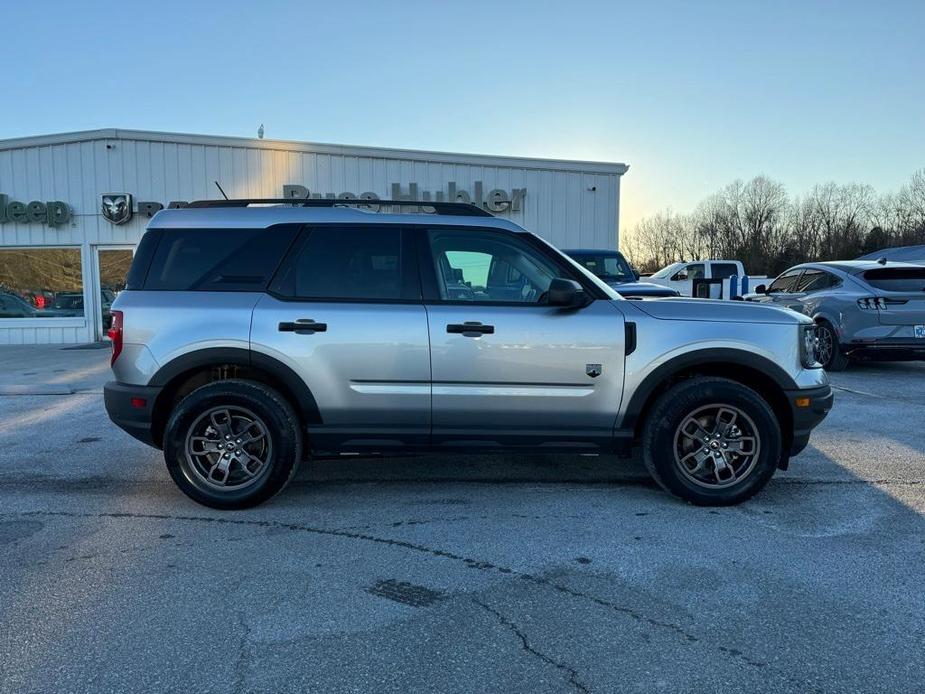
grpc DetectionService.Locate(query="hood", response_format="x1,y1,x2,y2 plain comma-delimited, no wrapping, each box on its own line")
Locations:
630,297,811,325
608,280,679,297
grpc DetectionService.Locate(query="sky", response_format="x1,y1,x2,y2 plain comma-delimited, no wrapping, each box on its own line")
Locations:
1,0,923,230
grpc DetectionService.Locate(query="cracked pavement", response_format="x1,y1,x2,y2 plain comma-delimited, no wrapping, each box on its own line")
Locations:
0,346,924,693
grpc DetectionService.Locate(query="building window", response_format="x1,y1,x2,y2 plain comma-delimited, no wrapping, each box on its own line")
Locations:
0,248,84,318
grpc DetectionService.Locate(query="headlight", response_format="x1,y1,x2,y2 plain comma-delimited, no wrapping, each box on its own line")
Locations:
800,325,820,368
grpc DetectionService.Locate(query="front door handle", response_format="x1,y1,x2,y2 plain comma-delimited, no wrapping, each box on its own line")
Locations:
447,322,494,336
279,319,327,334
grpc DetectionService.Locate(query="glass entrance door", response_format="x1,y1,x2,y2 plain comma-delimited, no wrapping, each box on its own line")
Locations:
93,247,134,341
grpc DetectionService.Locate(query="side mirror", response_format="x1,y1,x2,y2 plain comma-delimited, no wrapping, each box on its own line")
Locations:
673,271,688,281
547,278,587,307
754,284,767,294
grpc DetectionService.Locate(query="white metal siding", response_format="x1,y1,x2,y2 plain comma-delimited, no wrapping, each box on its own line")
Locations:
0,130,625,344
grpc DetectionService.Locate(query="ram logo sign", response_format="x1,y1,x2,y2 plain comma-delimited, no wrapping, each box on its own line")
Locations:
100,194,134,225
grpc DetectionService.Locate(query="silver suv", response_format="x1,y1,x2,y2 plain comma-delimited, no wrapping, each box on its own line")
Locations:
104,199,832,509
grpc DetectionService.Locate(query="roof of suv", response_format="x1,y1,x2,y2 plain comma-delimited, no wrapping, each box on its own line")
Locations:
147,204,529,232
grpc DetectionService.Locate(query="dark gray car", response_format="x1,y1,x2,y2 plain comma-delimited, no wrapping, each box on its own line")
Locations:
563,249,680,298
745,260,925,370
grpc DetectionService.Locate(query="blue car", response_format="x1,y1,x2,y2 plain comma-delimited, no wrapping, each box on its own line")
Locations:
564,249,680,298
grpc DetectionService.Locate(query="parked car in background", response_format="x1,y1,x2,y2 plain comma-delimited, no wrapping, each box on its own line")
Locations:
646,260,749,296
101,288,117,329
52,292,85,317
0,292,41,318
51,289,117,327
0,292,71,318
857,245,925,266
563,249,679,297
743,260,925,370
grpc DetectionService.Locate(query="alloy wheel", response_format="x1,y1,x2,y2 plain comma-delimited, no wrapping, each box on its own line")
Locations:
673,404,761,489
814,325,834,367
184,406,273,491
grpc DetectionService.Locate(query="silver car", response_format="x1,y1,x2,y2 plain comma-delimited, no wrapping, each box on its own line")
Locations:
104,199,831,509
746,261,925,370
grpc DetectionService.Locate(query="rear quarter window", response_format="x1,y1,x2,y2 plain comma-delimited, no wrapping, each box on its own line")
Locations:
862,268,925,292
125,229,161,290
712,263,739,279
143,226,298,291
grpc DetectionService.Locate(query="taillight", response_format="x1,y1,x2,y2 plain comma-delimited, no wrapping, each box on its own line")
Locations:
108,310,123,365
857,297,887,310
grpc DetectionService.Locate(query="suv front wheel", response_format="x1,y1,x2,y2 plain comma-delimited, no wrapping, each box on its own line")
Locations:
163,380,303,509
641,377,782,506
814,321,850,371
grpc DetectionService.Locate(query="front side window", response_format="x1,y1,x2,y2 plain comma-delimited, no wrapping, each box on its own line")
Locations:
428,229,558,303
272,226,410,301
768,269,803,293
671,263,705,281
0,248,84,318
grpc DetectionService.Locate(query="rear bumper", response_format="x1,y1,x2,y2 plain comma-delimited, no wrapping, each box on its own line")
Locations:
785,384,834,456
103,381,162,448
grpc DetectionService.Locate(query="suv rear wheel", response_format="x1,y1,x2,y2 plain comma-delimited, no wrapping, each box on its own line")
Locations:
163,380,303,509
641,377,782,506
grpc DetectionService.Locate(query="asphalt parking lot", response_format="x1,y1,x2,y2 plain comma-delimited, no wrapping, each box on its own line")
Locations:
0,345,923,693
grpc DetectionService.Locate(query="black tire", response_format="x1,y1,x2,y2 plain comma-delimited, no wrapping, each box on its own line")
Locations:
641,377,782,506
163,380,303,510
814,321,849,372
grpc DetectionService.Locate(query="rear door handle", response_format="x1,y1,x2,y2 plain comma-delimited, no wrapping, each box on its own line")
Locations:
278,319,327,334
447,322,494,336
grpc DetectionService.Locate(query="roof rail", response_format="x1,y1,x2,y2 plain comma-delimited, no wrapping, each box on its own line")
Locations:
185,198,495,217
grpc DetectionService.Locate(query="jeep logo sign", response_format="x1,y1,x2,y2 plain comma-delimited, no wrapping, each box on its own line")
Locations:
282,181,526,213
0,194,71,227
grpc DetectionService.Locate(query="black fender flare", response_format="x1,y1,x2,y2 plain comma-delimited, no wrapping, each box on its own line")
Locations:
149,347,321,424
619,348,798,433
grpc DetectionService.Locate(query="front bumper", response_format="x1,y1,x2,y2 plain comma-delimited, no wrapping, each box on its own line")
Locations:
785,384,834,456
103,381,163,448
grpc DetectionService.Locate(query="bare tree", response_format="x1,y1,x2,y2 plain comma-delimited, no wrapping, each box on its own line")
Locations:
623,170,925,275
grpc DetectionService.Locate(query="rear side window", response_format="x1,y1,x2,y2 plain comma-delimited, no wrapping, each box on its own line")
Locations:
712,263,739,280
144,226,297,291
862,267,925,292
271,226,416,301
797,269,839,292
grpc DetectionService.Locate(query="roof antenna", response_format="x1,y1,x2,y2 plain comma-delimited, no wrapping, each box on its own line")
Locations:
214,181,229,200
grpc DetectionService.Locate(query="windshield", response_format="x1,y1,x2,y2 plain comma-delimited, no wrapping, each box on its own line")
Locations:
568,252,635,281
650,263,680,279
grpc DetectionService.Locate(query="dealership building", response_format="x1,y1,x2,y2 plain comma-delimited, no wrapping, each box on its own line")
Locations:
0,129,628,345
